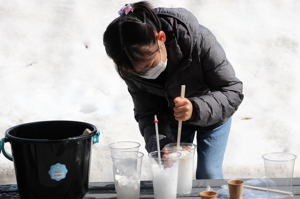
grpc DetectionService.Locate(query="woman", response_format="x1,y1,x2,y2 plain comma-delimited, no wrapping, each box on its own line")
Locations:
103,1,243,179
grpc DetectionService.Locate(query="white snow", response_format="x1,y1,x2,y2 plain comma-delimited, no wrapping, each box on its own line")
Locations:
0,0,299,183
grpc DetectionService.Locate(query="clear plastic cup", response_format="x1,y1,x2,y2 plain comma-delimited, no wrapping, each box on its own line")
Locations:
164,143,196,194
149,151,181,199
109,141,141,157
262,152,297,195
111,151,144,199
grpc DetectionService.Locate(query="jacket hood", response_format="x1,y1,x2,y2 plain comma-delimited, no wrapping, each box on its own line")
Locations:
154,8,198,66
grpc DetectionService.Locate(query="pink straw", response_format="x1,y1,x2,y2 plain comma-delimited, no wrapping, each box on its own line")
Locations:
154,115,162,166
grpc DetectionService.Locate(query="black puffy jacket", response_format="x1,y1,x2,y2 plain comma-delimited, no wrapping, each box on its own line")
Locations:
124,7,244,152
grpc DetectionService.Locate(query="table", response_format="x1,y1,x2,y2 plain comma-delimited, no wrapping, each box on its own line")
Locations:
1,178,299,198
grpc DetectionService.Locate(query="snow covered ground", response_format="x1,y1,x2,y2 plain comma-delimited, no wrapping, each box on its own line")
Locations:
0,0,299,184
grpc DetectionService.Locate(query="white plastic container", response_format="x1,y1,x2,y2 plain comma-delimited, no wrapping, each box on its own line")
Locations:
164,143,196,194
149,151,180,199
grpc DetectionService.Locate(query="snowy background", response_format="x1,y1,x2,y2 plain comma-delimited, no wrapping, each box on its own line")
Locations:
0,0,299,184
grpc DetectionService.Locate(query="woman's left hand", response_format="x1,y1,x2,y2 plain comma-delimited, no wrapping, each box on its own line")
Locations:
173,97,193,121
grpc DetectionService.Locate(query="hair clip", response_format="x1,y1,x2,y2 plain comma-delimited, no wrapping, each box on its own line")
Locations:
118,4,134,16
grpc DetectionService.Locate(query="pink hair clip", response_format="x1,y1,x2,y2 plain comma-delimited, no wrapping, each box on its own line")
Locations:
118,4,134,16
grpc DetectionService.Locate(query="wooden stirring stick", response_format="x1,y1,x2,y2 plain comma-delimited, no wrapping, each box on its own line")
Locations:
243,184,294,196
176,85,186,149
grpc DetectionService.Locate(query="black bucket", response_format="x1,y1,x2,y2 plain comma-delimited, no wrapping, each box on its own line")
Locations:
0,120,100,199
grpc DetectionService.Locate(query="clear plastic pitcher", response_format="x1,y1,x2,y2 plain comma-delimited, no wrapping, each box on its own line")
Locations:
262,152,297,196
111,151,144,199
109,141,140,157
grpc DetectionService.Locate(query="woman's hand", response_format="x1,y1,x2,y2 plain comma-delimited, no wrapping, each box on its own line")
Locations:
173,97,193,121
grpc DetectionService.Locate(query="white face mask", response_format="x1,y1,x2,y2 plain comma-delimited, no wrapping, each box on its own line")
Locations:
139,42,167,79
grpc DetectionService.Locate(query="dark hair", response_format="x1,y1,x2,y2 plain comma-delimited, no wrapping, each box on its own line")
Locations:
103,1,161,79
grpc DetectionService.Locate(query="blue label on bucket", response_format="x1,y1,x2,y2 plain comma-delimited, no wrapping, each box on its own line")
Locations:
48,163,68,181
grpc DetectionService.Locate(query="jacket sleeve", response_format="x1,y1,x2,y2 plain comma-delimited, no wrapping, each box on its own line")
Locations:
125,80,175,152
187,26,244,127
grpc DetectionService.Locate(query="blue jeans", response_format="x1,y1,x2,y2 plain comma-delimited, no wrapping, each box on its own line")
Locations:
196,119,231,179
173,119,231,179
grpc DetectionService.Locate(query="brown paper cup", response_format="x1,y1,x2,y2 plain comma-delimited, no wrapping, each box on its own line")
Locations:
228,179,244,199
199,191,217,199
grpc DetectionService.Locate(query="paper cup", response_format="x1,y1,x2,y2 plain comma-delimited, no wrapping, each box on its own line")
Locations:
199,191,217,199
228,179,244,199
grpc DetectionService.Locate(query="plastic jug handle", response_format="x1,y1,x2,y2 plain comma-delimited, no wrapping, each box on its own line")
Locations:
0,138,13,161
92,130,101,144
